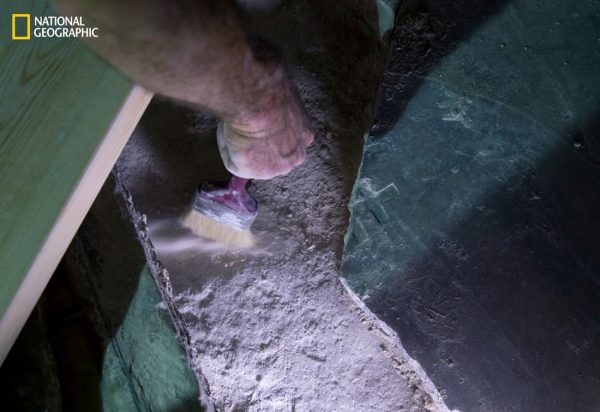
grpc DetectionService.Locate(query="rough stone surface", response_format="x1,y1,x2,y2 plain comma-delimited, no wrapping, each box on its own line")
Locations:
112,1,455,410
116,97,448,411
342,0,600,411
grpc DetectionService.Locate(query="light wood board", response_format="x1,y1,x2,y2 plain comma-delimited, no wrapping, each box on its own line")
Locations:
0,0,153,363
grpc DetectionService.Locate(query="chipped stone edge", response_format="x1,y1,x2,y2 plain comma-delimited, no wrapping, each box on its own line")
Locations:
340,135,456,412
114,171,216,412
338,277,458,412
114,165,452,411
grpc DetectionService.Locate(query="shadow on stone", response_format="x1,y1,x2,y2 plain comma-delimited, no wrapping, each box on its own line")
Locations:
353,125,600,410
342,1,600,408
372,0,508,137
0,175,201,411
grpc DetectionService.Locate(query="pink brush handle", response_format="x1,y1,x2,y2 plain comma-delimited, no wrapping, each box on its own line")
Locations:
228,175,249,192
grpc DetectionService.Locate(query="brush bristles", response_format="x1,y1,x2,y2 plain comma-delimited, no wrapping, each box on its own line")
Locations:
181,207,255,248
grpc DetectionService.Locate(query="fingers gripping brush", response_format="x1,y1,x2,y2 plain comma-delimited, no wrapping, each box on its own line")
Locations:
181,175,258,248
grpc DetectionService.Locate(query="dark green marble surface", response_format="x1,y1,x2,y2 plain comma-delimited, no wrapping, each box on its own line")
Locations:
101,266,200,412
342,0,600,410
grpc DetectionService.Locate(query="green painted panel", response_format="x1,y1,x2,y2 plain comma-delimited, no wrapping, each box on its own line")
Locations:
0,0,133,316
101,267,201,411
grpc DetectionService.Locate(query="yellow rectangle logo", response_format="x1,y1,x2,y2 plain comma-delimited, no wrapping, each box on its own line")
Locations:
12,14,31,40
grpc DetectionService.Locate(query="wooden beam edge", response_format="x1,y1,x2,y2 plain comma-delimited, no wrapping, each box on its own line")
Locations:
0,85,153,364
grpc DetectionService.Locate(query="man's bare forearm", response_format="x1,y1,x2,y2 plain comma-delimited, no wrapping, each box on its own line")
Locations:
53,0,314,179
53,0,282,121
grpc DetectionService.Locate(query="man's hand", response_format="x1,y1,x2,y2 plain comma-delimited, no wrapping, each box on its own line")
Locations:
220,72,314,179
53,0,314,179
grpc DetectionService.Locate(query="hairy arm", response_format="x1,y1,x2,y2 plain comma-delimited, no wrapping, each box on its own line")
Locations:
53,0,313,178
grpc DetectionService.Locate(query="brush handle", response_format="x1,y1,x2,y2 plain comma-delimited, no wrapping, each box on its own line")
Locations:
228,175,258,213
196,175,257,215
228,175,250,192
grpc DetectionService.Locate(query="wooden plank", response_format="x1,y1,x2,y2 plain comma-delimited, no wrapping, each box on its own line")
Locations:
0,0,153,363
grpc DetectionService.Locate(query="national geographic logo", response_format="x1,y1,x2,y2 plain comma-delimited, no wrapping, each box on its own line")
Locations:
11,14,99,40
11,14,30,40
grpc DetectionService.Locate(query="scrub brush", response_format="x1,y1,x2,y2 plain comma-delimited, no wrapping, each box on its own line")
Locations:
181,175,258,248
